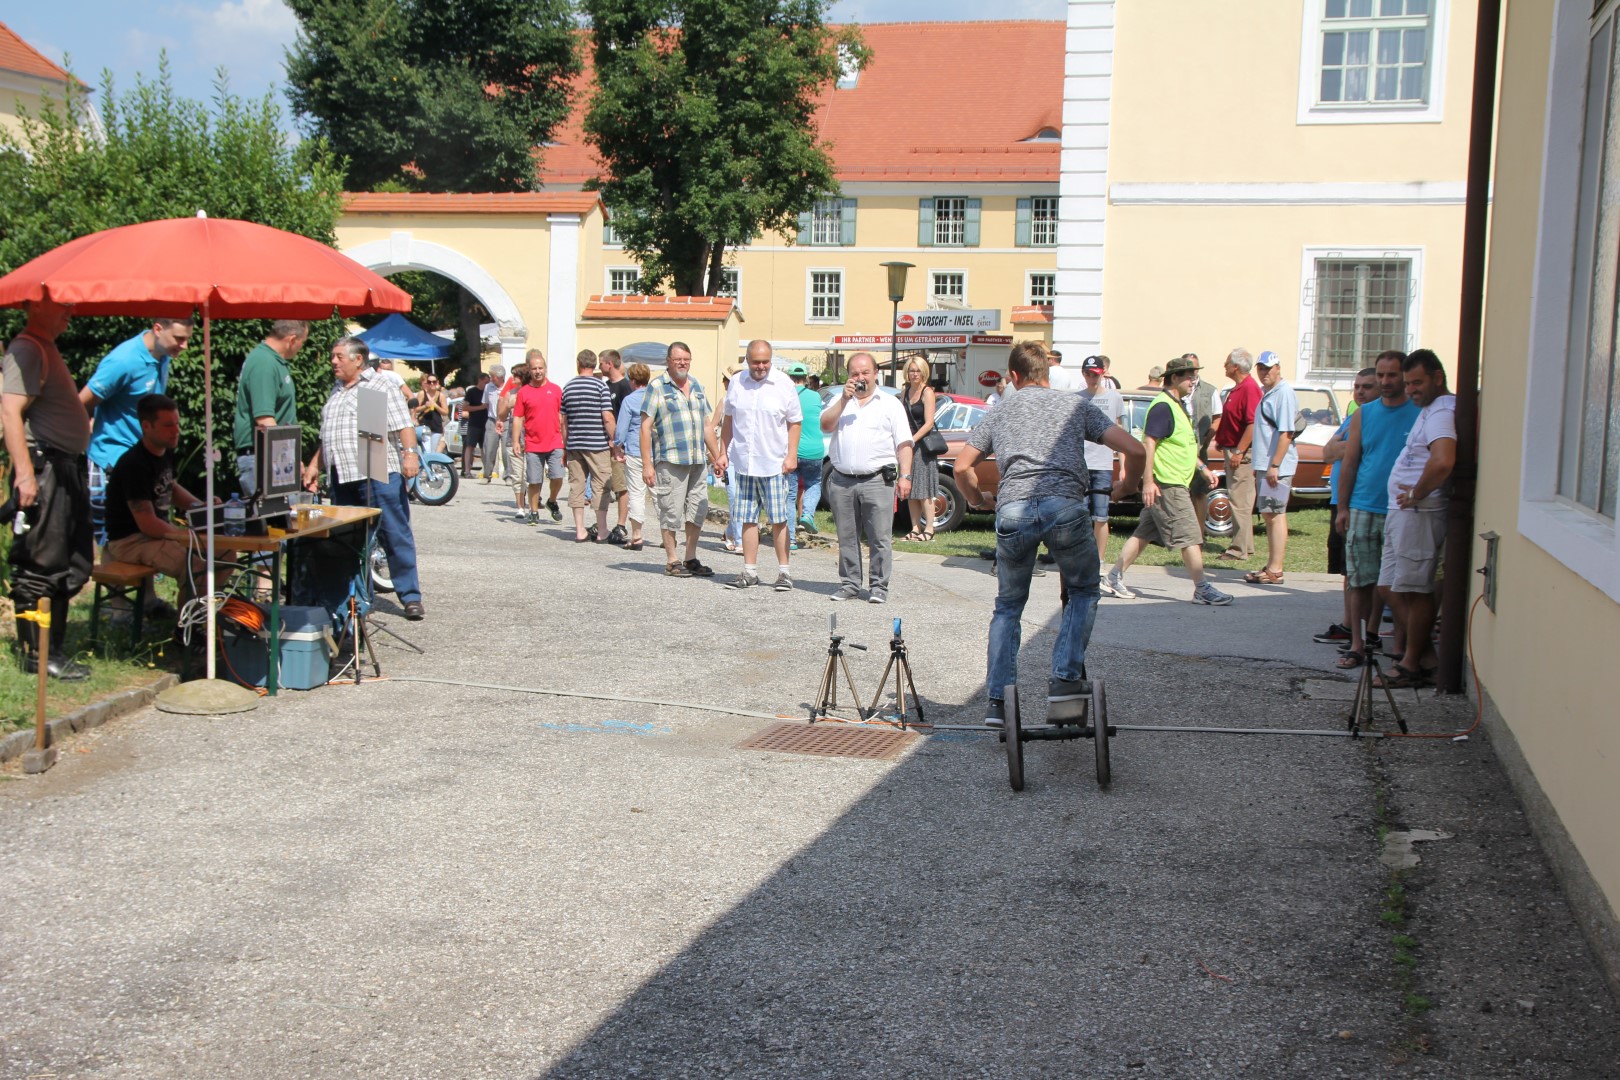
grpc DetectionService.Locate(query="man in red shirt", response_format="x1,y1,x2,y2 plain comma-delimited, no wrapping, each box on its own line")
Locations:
1214,347,1263,560
511,354,565,525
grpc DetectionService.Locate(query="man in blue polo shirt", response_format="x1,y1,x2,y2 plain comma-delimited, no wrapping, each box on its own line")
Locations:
79,317,194,545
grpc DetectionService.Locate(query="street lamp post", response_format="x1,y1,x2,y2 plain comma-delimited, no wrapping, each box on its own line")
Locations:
880,261,913,385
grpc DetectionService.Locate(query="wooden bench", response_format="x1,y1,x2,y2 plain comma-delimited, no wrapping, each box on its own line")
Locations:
88,561,160,656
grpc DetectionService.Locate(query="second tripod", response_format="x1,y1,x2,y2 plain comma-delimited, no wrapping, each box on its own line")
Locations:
866,618,923,728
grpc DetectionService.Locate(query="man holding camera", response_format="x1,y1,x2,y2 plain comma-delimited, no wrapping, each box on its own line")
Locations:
820,352,913,604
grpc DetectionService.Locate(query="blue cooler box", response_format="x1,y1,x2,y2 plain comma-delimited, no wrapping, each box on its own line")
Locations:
222,605,336,691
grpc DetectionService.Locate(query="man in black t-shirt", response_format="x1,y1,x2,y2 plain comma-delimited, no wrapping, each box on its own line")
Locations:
460,374,488,478
105,394,233,610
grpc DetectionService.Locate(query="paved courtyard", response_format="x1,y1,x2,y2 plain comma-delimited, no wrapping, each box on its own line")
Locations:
3,479,1618,1078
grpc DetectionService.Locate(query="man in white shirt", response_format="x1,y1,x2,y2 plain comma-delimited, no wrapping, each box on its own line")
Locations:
1079,356,1126,565
720,339,802,591
819,352,914,603
1376,349,1456,688
1045,348,1082,391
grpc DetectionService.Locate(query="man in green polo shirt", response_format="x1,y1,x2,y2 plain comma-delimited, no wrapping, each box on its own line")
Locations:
233,320,308,497
1105,356,1234,605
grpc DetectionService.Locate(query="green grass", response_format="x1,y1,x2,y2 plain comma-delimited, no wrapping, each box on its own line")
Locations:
1,580,185,737
713,488,1335,575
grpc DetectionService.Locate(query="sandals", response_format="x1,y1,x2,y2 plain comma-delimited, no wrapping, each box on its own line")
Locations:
903,531,926,542
624,539,644,551
1373,663,1431,690
1244,569,1286,585
1335,652,1364,670
919,529,936,542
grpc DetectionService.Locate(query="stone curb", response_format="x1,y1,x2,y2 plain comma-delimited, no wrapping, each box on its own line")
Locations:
0,674,180,764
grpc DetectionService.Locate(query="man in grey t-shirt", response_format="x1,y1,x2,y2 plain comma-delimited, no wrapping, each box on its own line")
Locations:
956,342,1144,728
2,299,94,680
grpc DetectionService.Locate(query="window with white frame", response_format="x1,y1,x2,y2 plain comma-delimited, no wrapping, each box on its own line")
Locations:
930,271,967,305
603,218,622,247
933,197,968,246
1308,257,1413,372
1027,272,1056,307
715,267,740,303
1299,0,1447,123
606,267,642,295
1558,2,1620,518
807,270,843,323
811,199,844,245
1030,197,1059,246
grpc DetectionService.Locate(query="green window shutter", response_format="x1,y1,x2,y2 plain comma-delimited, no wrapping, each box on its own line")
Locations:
1015,198,1032,247
796,209,812,246
964,198,982,247
841,198,857,245
918,198,935,246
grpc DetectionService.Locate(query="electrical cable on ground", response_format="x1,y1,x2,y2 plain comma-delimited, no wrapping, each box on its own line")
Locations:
384,674,794,722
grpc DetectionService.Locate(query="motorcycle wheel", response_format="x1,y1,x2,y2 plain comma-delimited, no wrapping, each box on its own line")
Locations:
414,461,459,506
370,545,394,594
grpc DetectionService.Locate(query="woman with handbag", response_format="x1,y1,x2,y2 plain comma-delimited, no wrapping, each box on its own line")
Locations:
900,355,945,541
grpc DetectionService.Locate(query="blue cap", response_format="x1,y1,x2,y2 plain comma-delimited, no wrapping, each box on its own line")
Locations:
1256,350,1280,368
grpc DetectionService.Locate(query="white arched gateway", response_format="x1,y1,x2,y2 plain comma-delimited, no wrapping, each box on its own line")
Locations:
336,191,603,371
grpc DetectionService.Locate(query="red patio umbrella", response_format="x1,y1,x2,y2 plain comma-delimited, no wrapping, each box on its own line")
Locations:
0,214,412,680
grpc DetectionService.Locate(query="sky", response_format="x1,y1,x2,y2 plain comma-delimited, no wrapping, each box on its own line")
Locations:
8,0,1067,124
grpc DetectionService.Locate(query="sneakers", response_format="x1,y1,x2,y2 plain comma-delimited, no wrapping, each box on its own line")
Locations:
520,509,534,524
1047,678,1089,724
528,509,539,526
547,500,562,522
773,570,793,592
727,569,761,590
984,699,1006,729
1313,623,1352,644
1105,567,1135,599
607,524,628,545
684,558,714,578
1098,575,1117,598
1193,581,1234,606
799,514,819,534
830,584,862,602
868,588,888,604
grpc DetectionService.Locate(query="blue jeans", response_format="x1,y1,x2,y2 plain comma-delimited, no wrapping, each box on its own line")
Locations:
331,471,421,604
795,456,824,519
724,470,744,544
987,497,1101,702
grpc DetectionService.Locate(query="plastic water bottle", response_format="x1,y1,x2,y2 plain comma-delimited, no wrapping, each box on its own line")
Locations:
223,494,246,537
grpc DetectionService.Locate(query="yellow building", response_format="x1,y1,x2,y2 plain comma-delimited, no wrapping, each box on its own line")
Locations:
1063,0,1476,392
0,20,83,142
1468,0,1620,992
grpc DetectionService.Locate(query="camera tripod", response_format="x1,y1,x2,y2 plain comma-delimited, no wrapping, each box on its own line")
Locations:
810,615,866,721
1346,645,1409,737
866,618,924,728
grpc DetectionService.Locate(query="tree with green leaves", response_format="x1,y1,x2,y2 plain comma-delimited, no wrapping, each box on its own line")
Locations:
0,61,348,490
582,0,864,297
284,0,581,194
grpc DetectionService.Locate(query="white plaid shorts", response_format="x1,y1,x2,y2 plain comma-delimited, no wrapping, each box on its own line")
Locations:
733,472,793,526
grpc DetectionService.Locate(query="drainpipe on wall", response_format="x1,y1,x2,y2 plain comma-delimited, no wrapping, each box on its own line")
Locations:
1437,0,1502,695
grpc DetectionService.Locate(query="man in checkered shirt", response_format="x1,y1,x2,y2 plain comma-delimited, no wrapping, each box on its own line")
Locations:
639,341,723,578
302,337,427,621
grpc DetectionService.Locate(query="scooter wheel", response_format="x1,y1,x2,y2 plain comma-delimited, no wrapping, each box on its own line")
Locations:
1093,679,1111,787
1005,684,1025,793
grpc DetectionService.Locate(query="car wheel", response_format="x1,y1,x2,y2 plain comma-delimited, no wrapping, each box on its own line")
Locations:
933,472,967,533
1203,486,1236,538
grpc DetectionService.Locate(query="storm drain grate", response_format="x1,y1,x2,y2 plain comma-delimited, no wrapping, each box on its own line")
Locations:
737,722,915,761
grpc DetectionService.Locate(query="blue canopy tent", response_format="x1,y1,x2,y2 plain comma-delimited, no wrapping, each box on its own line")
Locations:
356,313,452,372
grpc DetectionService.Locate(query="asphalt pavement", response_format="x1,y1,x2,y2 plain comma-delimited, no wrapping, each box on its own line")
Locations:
2,478,1617,1078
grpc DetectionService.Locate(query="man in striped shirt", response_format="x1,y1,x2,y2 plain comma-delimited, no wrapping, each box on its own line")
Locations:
560,350,616,542
639,342,722,577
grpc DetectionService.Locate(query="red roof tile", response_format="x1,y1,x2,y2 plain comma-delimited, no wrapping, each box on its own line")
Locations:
342,191,602,215
581,295,738,322
0,21,75,85
1012,305,1055,325
542,21,1062,187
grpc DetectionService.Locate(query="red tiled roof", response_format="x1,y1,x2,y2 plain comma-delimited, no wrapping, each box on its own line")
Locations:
581,295,738,321
1012,305,1055,325
0,21,75,84
342,191,602,215
542,21,1062,187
